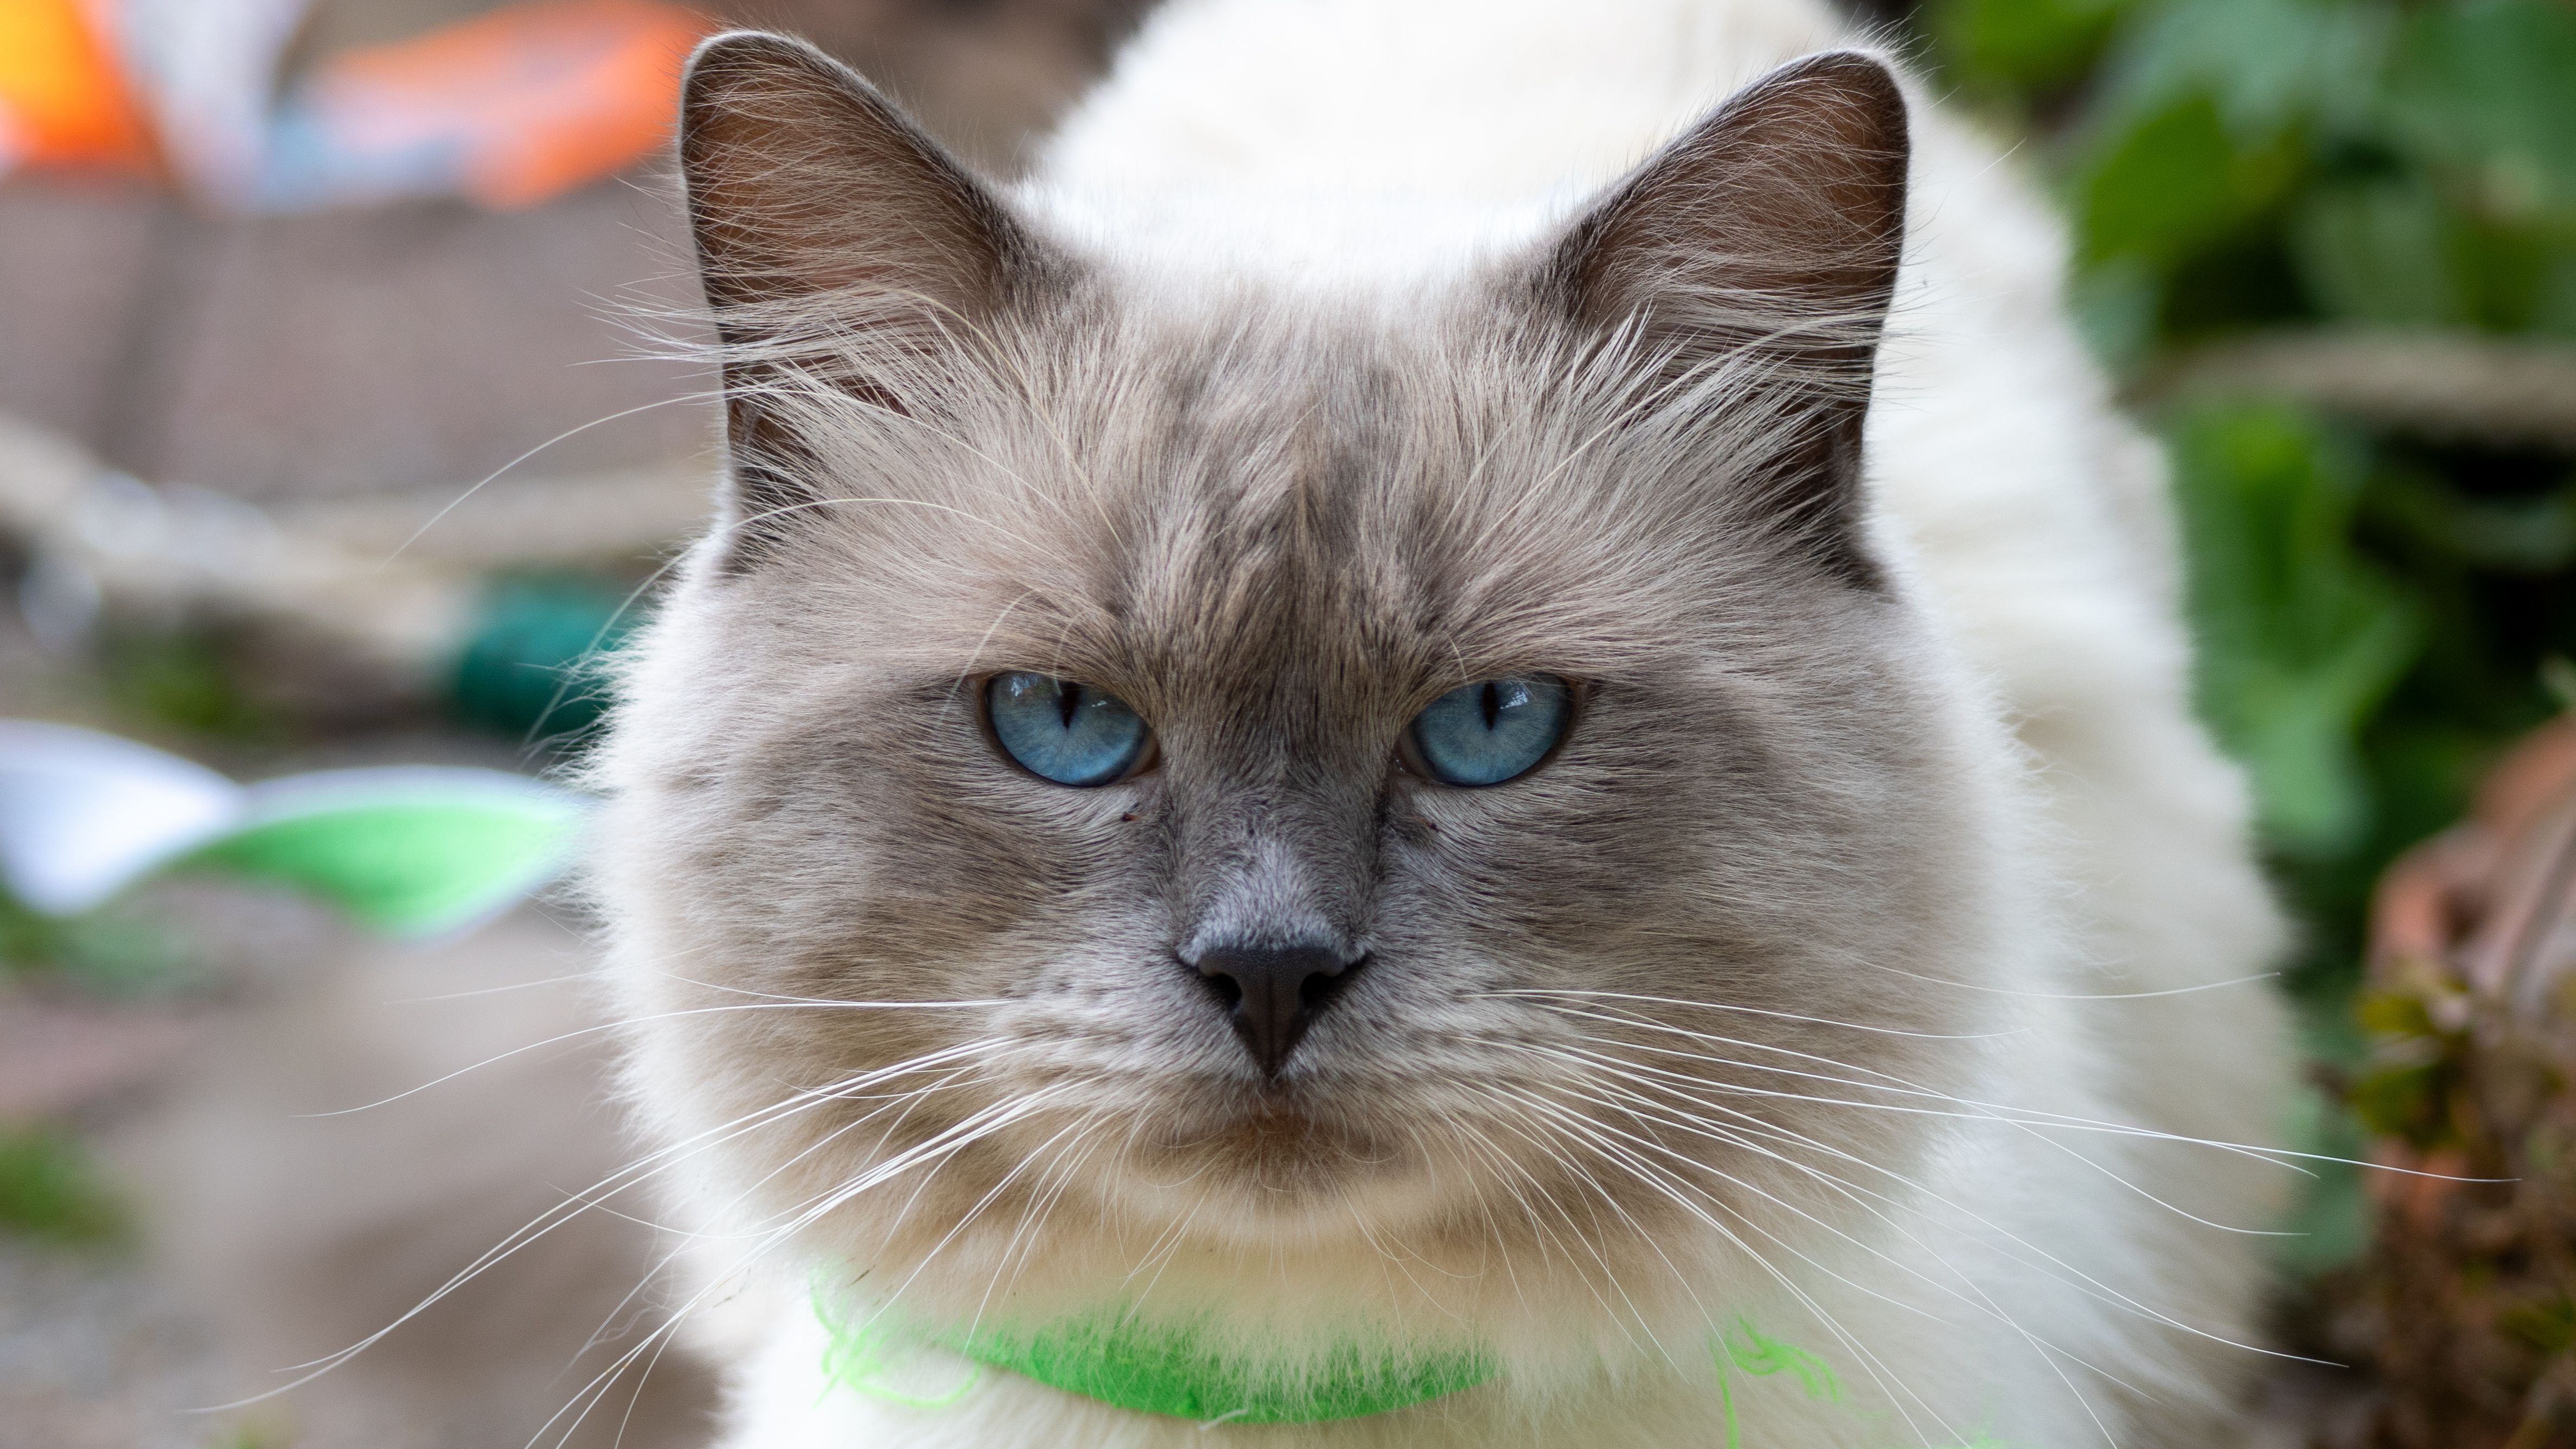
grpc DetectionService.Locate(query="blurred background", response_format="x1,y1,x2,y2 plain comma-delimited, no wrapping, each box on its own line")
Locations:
0,1,2571,1445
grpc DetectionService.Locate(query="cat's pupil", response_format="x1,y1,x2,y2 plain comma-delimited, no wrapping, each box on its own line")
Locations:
1481,681,1503,730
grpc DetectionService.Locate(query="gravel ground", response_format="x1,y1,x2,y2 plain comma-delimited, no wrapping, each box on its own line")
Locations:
0,1240,248,1449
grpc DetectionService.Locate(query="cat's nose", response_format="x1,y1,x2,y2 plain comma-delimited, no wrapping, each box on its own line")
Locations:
1188,943,1361,1078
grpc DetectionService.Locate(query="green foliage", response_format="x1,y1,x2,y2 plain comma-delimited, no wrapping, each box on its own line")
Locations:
2385,1,2576,221
96,631,278,742
2077,93,2281,269
2173,404,2424,857
2277,1075,2375,1274
0,1125,129,1248
1922,0,2576,991
1932,0,2124,89
1923,0,2576,1286
2501,1295,2576,1356
1944,0,2576,346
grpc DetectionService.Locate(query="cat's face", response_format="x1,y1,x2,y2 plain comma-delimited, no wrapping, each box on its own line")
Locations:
597,33,2021,1350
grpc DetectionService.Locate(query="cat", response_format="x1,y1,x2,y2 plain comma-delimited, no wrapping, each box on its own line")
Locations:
589,1,2295,1445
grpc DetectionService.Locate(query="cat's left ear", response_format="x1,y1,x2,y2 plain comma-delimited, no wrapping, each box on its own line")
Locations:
679,31,1046,566
1538,52,1908,589
680,30,1035,332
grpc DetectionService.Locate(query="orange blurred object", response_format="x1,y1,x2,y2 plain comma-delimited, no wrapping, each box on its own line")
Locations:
295,0,710,209
0,0,156,174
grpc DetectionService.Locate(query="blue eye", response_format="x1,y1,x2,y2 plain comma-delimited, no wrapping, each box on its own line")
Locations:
986,672,1154,787
1407,676,1572,787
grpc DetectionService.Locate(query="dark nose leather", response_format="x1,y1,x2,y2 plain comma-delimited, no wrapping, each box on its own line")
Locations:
1191,943,1358,1078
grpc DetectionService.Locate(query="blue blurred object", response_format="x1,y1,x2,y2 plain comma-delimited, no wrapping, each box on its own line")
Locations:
450,574,640,745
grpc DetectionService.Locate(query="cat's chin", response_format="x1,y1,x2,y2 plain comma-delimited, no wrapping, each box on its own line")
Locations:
1026,1083,1474,1246
1139,1125,1432,1239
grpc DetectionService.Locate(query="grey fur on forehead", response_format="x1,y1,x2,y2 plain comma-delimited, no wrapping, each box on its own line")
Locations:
728,286,1885,675
679,31,1906,594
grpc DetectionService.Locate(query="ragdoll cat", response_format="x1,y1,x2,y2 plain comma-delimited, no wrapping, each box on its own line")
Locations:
590,0,2294,1444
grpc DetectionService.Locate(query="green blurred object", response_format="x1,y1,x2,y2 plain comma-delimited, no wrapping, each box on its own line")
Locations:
2383,0,2576,221
2275,1081,2374,1277
2289,178,2478,328
2090,0,2382,141
183,791,583,937
2078,94,2269,268
0,1125,128,1248
98,631,277,742
943,1318,1495,1425
450,574,639,744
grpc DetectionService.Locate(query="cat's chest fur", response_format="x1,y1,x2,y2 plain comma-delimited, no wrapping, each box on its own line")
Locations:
598,1,2291,1446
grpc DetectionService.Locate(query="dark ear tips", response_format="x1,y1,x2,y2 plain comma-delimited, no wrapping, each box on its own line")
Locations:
679,29,879,190
1765,49,1906,122
1554,48,1911,355
677,28,1025,320
681,28,829,101
1729,48,1910,285
677,30,901,182
1683,47,1908,168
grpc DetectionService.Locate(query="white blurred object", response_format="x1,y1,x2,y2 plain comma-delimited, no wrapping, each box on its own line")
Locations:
85,0,315,206
0,718,239,914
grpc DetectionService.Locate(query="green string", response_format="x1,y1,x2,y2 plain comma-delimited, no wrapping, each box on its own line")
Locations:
1709,1320,2011,1449
813,1294,982,1410
1715,1317,1844,1449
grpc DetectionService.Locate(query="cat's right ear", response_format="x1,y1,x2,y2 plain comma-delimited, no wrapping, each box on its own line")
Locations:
1535,52,1909,591
679,31,1037,567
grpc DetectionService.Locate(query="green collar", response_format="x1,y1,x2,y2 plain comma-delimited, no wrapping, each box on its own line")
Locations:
818,1301,1497,1424
818,1300,1914,1442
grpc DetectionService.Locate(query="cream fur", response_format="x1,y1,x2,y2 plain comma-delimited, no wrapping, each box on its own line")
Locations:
597,2,2294,1446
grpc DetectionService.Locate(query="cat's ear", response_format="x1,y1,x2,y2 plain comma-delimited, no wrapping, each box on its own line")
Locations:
1539,52,1909,589
679,31,1037,566
681,31,1028,318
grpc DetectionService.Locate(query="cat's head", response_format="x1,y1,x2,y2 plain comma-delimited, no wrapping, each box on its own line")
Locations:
596,31,2031,1367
